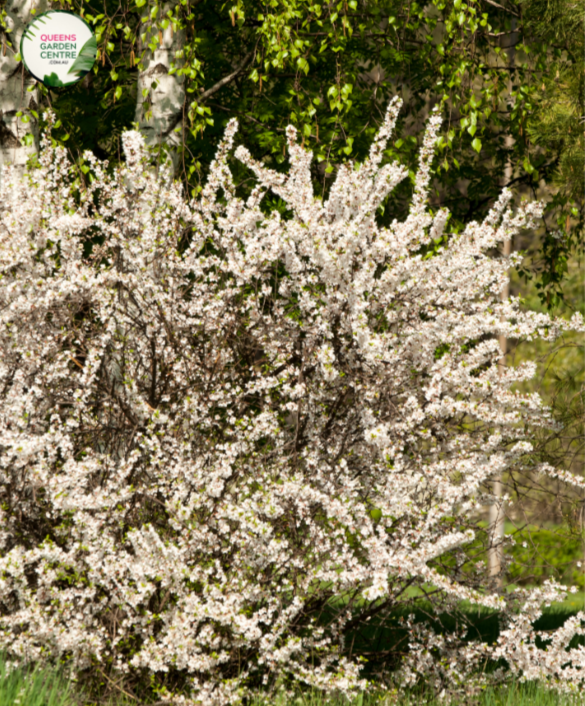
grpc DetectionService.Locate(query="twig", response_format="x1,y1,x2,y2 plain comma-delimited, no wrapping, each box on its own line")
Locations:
481,0,519,16
198,50,255,103
94,665,139,701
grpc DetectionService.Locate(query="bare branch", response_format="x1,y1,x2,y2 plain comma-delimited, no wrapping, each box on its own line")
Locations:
480,0,520,16
198,50,255,103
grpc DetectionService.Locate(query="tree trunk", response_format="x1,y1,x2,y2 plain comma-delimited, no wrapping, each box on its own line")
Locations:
0,0,46,185
134,1,186,177
488,19,517,591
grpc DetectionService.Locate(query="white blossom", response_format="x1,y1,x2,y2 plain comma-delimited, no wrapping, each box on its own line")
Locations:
0,102,583,704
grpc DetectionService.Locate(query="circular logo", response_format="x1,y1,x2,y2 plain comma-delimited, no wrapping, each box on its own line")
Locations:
20,10,97,88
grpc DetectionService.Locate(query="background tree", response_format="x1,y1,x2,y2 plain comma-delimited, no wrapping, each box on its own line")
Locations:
519,0,584,307
0,0,46,183
0,0,581,304
134,0,186,174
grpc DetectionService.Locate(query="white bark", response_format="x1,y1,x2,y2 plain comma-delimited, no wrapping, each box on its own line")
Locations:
488,21,516,590
0,0,46,183
135,2,186,176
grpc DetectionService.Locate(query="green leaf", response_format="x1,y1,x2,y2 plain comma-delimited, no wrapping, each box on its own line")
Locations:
369,508,382,523
523,156,535,174
471,137,482,153
67,35,97,76
42,72,65,88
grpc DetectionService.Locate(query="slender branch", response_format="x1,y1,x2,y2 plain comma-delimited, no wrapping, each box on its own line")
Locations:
198,50,255,103
480,0,520,16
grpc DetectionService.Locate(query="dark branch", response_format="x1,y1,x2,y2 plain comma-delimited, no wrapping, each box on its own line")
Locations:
480,0,520,16
199,50,255,103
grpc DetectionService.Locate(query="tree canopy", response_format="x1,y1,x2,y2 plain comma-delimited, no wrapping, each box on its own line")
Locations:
0,0,583,303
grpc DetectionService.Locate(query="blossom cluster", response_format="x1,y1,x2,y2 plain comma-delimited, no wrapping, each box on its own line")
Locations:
0,101,583,704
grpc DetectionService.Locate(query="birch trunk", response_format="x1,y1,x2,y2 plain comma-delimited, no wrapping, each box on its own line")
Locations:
135,2,186,177
0,0,46,184
488,20,517,590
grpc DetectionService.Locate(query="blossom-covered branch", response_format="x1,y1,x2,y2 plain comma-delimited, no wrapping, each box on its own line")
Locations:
0,100,583,704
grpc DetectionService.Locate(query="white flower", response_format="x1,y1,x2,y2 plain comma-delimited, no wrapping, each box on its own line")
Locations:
0,101,583,705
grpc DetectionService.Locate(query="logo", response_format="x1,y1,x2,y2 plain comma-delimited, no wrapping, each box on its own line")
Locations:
20,10,97,88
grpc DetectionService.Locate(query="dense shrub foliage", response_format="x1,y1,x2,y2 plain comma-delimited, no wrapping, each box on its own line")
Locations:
0,103,583,704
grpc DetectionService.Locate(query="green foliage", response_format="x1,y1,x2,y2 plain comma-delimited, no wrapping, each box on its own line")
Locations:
519,0,584,309
67,35,98,77
520,0,583,204
507,524,584,590
430,514,584,593
509,254,584,534
43,72,66,88
0,0,579,302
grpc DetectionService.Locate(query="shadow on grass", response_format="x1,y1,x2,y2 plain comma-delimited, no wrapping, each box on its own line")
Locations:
335,601,584,679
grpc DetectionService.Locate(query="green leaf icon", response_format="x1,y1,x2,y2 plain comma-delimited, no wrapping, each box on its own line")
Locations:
67,35,97,76
43,72,65,88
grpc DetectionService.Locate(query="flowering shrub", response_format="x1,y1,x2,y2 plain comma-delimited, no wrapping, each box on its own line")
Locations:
0,101,583,704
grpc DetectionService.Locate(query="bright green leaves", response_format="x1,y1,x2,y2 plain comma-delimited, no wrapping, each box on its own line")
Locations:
297,56,309,74
327,83,352,112
523,156,536,175
42,72,65,88
343,136,354,156
68,35,97,77
369,507,382,523
33,0,580,310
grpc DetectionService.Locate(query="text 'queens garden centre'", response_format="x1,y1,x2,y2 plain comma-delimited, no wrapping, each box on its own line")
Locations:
39,34,78,61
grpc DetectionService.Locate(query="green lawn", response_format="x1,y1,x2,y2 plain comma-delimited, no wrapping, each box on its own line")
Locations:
2,673,577,706
252,683,583,705
0,656,76,706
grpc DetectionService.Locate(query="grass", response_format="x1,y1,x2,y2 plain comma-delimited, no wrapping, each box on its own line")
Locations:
0,655,76,706
250,682,583,704
0,603,582,706
553,591,585,612
0,660,582,706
